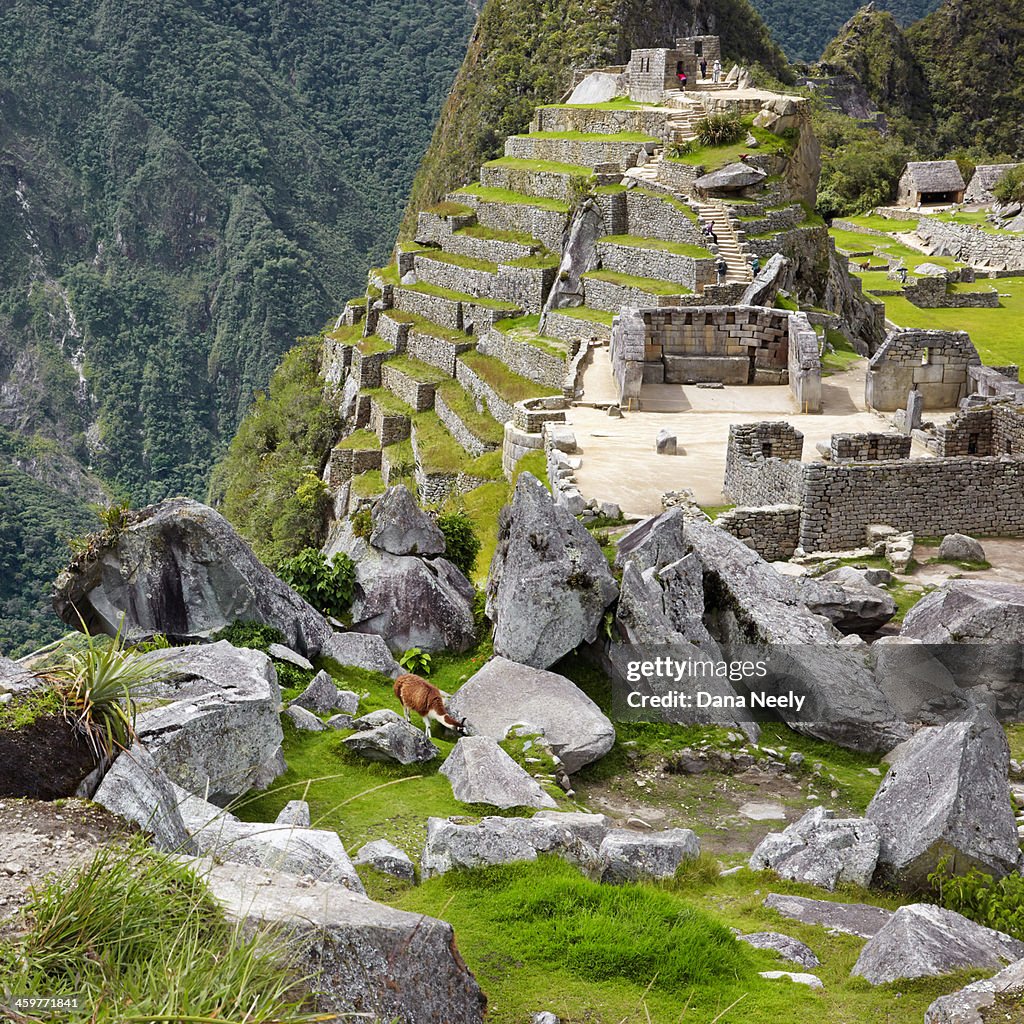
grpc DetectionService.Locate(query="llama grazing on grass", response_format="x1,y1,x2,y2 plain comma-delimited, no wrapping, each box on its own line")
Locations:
393,673,467,739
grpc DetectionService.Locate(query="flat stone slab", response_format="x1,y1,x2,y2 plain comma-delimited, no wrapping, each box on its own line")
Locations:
758,971,823,988
739,801,787,821
763,893,893,938
737,931,820,968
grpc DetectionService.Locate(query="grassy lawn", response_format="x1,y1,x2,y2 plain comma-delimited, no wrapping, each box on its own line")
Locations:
458,479,512,582
383,355,452,384
666,124,792,172
456,184,570,212
419,250,499,274
600,233,711,258
334,428,380,451
414,410,505,478
859,275,1024,367
363,387,415,418
830,229,962,273
583,268,691,295
459,350,560,403
493,314,569,358
426,200,473,217
435,379,506,446
485,155,595,176
838,214,915,234
551,305,616,325
403,280,520,312
350,468,385,497
931,210,1024,235
324,323,361,344
356,334,392,356
820,329,864,376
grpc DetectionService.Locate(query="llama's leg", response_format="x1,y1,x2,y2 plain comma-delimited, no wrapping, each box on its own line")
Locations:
403,705,410,722
424,717,432,740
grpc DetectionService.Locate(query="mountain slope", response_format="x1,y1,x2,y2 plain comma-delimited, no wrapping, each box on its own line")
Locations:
399,0,789,237
0,0,475,653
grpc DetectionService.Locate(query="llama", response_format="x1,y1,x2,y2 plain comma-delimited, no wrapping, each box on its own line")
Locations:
393,673,467,740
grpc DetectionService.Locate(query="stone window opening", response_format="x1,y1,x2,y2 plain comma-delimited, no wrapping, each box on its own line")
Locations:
921,347,931,365
761,442,773,458
968,432,979,455
1006,439,1014,454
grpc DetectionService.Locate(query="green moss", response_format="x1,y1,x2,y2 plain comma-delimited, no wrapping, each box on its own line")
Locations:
593,183,628,195
0,687,64,730
599,234,711,258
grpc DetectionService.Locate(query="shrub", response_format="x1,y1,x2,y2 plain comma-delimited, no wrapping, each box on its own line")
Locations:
667,139,696,158
929,857,1024,941
351,507,372,538
695,114,743,147
436,508,481,578
399,646,432,675
0,839,315,1023
276,548,356,620
211,620,286,651
993,165,1024,206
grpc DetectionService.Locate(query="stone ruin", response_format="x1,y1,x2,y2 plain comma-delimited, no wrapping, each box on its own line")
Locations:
865,328,980,412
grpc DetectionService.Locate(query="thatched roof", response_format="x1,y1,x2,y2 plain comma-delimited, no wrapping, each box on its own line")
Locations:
965,163,1021,203
901,160,965,193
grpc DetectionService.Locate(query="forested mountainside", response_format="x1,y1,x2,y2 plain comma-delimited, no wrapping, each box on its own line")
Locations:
399,0,789,238
821,0,1024,157
0,0,475,655
755,0,939,63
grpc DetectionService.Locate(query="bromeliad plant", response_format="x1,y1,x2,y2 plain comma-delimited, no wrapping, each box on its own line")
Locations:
51,619,164,760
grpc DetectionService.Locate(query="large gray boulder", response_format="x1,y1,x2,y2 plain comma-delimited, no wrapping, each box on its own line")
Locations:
92,744,193,853
614,507,689,575
750,807,880,891
344,542,477,654
868,636,972,724
421,815,600,878
354,839,416,882
763,893,892,938
684,518,910,754
693,162,767,191
925,956,1024,1024
447,656,615,774
52,497,335,658
440,736,557,809
597,828,700,884
195,859,487,1024
343,719,438,765
368,485,446,556
320,631,402,677
852,904,1024,984
291,670,344,714
937,533,986,564
865,708,1020,889
132,642,284,804
806,568,897,633
487,473,617,669
740,253,791,307
0,656,37,694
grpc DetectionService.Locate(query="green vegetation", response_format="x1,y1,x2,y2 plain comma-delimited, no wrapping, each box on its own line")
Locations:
458,480,512,581
666,122,794,172
209,335,340,568
455,184,570,213
334,428,380,451
0,686,63,731
459,351,559,403
583,269,690,295
517,130,657,143
385,355,452,385
551,306,616,325
0,839,314,1024
351,469,386,498
275,548,357,621
413,411,503,478
994,165,1024,205
930,858,1024,941
403,282,520,312
434,381,505,446
400,0,787,237
419,250,500,274
435,509,482,577
210,620,285,650
820,329,864,375
493,315,568,358
600,234,712,259
485,156,596,176
696,113,745,147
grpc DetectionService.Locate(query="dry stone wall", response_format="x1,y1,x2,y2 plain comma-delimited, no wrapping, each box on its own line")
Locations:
530,107,667,136
380,364,437,413
455,359,515,427
477,329,568,389
505,135,651,168
723,422,805,506
830,433,911,461
917,219,1024,272
787,312,822,413
623,191,704,245
866,329,980,411
714,505,801,561
595,240,713,292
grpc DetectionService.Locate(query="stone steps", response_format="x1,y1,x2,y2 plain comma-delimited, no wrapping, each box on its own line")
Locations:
697,200,754,284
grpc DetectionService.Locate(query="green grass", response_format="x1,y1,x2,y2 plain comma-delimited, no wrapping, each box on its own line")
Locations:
485,155,595,176
493,314,568,358
455,184,570,212
838,214,915,234
600,233,711,258
593,183,628,195
0,686,63,729
435,380,506,446
821,329,864,375
323,323,362,344
666,124,792,172
403,280,520,312
517,130,658,143
372,262,401,285
350,468,385,498
413,410,504,478
334,428,380,451
859,275,1024,366
418,249,499,274
459,350,559,403
459,480,512,582
425,200,473,217
504,253,561,270
0,839,315,1024
932,210,1024,235
383,354,452,385
583,268,691,295
699,503,736,519
363,387,415,418
356,333,392,356
512,449,549,488
456,224,543,247
550,305,616,325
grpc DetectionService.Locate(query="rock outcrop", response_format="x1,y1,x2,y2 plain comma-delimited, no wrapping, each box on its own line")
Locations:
440,736,557,809
354,839,417,881
52,498,335,658
343,719,439,764
852,904,1024,984
925,956,1024,1024
736,932,820,969
597,828,700,884
195,859,487,1024
762,893,892,938
368,485,446,556
132,642,284,804
487,473,617,669
866,708,1020,889
447,656,615,773
750,807,880,890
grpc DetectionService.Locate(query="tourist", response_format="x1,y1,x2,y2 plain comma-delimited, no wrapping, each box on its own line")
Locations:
703,220,718,245
677,68,687,90
715,256,728,284
700,57,708,79
712,58,722,83
750,254,761,276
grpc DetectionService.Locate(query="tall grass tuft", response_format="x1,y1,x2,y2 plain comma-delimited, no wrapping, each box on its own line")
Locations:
0,839,319,1023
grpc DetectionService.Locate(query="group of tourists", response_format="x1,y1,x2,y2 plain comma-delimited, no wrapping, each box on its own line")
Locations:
677,57,722,90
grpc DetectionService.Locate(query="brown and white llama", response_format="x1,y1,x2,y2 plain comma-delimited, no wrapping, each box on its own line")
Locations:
393,673,467,739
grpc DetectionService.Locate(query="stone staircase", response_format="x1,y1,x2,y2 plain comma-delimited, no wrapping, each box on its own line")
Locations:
696,199,753,284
